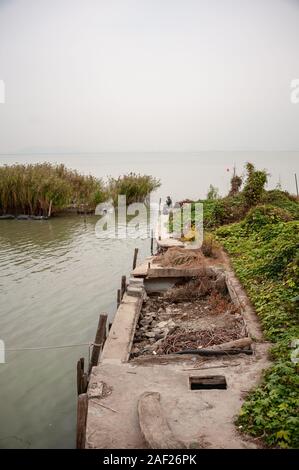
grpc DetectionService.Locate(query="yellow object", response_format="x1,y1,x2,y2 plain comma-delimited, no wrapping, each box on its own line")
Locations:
181,229,197,241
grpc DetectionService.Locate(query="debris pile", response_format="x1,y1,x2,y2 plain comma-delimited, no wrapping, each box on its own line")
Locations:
130,277,245,358
155,324,245,355
153,247,204,268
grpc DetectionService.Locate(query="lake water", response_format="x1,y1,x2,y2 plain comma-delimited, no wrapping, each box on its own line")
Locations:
0,215,151,448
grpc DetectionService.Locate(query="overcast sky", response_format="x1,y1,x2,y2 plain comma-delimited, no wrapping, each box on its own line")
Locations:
0,0,299,154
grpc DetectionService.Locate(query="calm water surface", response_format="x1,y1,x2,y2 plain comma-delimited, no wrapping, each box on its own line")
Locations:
0,215,150,448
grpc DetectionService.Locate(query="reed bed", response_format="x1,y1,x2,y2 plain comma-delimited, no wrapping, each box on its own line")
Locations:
0,165,160,216
107,172,161,205
0,163,105,216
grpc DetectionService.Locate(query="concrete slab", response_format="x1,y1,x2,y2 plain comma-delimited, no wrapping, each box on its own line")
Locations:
147,265,205,278
132,257,153,278
86,250,270,449
100,293,143,364
86,345,270,449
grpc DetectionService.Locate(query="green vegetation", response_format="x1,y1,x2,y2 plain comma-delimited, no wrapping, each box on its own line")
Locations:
107,172,161,205
0,163,106,216
243,162,268,207
216,213,299,448
201,164,299,228
0,164,160,216
198,163,299,448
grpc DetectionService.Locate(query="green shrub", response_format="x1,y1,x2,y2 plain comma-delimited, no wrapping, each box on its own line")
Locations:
262,190,299,219
243,162,268,207
242,205,293,233
216,220,299,448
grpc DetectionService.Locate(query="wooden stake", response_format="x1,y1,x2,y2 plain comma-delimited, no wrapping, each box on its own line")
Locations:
81,373,88,393
121,275,126,299
150,229,154,255
77,360,82,395
89,314,107,374
48,200,52,218
76,393,88,449
132,248,138,270
117,289,121,308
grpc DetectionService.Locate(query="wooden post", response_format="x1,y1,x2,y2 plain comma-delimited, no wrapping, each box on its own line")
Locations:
158,197,162,241
117,288,121,308
132,248,138,270
150,229,154,255
88,314,107,374
76,393,88,449
48,200,52,218
81,373,88,393
121,275,126,299
77,357,85,395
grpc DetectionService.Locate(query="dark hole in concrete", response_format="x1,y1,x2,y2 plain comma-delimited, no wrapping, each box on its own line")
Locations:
189,375,227,390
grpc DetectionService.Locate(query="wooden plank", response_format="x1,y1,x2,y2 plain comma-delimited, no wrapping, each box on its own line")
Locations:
76,393,88,449
138,391,186,449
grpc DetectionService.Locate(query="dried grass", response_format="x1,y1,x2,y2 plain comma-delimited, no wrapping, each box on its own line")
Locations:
163,277,213,303
208,291,240,315
153,247,204,268
156,324,245,354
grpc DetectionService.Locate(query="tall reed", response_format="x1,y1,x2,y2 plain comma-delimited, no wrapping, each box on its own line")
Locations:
107,172,161,205
0,163,106,216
